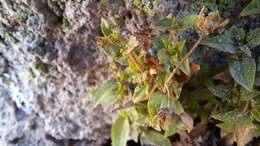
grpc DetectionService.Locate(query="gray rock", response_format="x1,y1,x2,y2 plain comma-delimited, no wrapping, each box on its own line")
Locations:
0,0,194,145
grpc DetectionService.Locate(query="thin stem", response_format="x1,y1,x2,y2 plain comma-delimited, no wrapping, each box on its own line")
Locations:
242,100,250,113
141,84,157,102
129,51,143,72
164,35,204,91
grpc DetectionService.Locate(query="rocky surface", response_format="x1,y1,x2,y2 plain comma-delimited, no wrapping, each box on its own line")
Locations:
0,0,193,145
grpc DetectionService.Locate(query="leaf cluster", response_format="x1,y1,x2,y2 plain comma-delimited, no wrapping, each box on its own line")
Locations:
91,1,260,146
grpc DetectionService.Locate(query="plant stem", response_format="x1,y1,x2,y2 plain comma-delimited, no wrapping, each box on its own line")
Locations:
164,35,204,90
141,84,157,102
129,51,143,72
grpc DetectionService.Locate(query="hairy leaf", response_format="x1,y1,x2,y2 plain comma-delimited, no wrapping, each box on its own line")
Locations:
206,82,232,99
229,58,256,91
247,27,260,48
203,35,237,53
213,110,249,123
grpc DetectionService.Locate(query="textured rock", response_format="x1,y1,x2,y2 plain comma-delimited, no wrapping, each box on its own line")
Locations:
0,0,193,145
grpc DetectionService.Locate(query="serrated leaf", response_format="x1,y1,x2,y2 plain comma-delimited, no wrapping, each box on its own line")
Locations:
203,35,237,53
179,15,198,30
112,115,130,146
252,108,260,123
141,129,171,146
90,78,119,107
132,84,149,103
148,92,167,117
101,18,113,36
247,27,260,48
229,58,256,91
213,109,249,123
240,0,260,16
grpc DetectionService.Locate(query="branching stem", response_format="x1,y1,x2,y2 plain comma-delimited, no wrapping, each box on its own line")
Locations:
164,35,204,91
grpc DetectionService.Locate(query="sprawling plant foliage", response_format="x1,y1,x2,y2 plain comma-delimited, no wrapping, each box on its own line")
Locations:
91,1,260,146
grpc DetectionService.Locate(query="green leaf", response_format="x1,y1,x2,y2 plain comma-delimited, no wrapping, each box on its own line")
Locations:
217,122,235,132
155,67,171,90
112,115,130,146
141,129,171,146
213,109,249,123
240,0,260,16
143,6,155,16
203,35,237,53
164,116,187,137
152,38,165,49
229,58,256,91
179,15,198,30
90,78,119,107
157,48,171,66
128,58,139,73
132,84,149,103
123,36,139,55
160,18,173,28
103,44,120,58
180,58,191,76
101,18,113,36
135,103,149,124
206,82,232,99
252,108,260,123
171,98,184,115
240,87,260,101
148,92,167,117
247,27,260,48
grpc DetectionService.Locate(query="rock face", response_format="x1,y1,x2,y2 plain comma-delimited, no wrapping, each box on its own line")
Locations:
0,0,192,145
0,0,112,145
